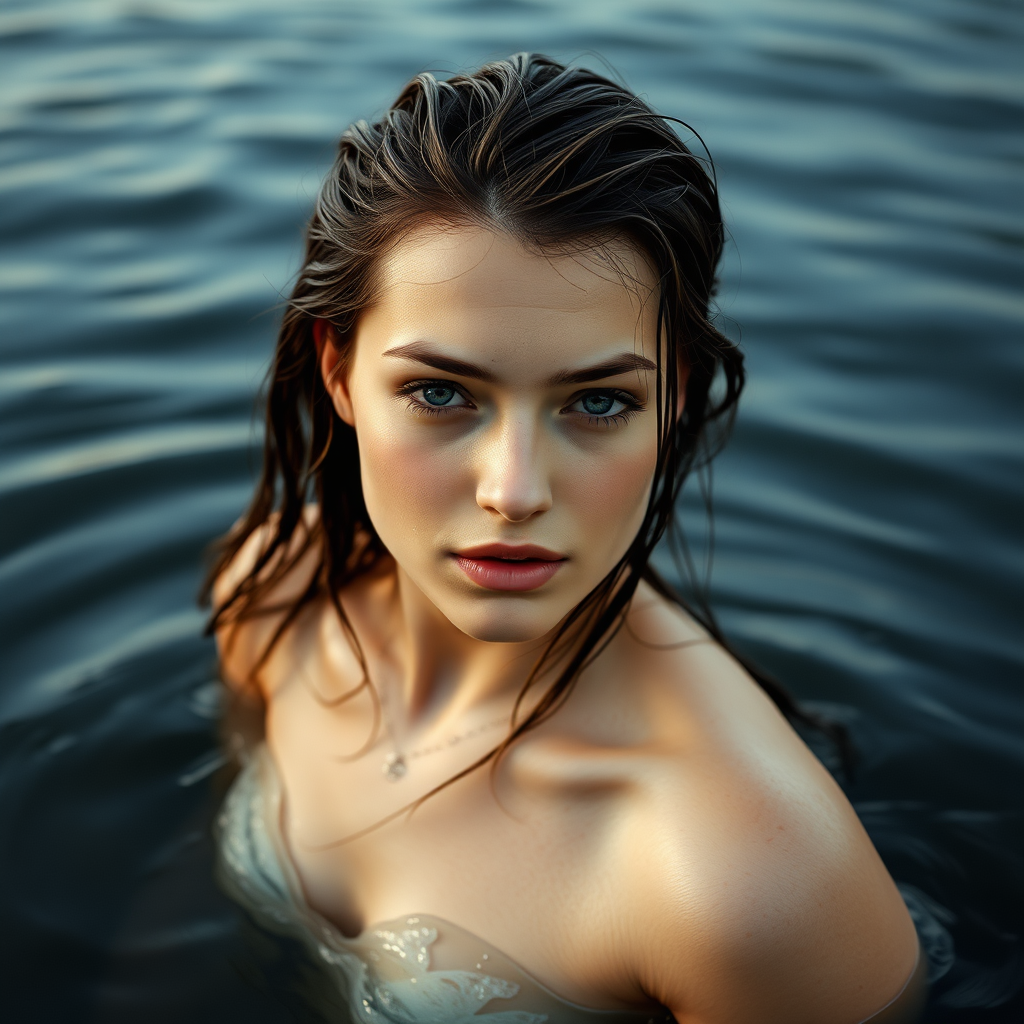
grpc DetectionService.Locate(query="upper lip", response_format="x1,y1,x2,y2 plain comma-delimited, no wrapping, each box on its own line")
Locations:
455,542,567,561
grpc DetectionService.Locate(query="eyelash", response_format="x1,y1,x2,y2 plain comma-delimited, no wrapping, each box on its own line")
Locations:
396,380,471,418
395,380,645,426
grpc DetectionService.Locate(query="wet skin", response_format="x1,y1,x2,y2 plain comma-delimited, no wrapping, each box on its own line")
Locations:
216,223,922,1023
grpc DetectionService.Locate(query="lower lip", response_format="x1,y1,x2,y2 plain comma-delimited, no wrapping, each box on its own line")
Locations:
454,556,565,592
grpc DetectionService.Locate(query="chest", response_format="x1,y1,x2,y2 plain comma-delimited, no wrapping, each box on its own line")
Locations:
263,691,640,1007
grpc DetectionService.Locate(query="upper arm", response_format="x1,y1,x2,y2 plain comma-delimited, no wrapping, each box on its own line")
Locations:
605,626,922,1024
635,774,920,1024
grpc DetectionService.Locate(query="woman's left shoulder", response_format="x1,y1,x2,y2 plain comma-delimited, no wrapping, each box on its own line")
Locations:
612,586,921,1023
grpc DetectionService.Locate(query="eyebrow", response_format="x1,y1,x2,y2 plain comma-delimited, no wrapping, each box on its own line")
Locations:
382,341,657,387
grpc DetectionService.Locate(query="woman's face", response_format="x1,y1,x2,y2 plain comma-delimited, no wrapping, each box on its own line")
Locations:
322,222,669,644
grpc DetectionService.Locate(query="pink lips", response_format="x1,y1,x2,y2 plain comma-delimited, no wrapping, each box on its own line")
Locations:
453,543,567,592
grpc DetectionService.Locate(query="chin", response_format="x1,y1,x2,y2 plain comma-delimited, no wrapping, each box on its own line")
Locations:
442,598,564,645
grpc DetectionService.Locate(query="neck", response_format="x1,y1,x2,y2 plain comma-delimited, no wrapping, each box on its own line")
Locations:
355,561,566,738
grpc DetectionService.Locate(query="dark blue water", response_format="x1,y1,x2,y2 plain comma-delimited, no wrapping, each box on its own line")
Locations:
1,0,1021,1020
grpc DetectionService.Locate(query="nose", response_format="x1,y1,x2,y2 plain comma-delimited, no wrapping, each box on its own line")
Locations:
475,411,553,522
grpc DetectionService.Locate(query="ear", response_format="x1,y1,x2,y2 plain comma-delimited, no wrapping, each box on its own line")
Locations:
313,319,356,427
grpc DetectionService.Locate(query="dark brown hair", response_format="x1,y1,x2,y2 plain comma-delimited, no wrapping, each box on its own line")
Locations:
203,53,850,806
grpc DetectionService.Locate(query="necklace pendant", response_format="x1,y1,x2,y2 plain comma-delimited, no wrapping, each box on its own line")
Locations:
382,752,407,781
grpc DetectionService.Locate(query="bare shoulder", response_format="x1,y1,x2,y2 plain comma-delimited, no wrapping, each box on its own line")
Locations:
211,504,323,692
211,504,322,608
612,585,920,1023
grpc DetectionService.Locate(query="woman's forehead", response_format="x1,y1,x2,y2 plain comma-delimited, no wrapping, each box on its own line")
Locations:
356,222,660,368
377,221,659,313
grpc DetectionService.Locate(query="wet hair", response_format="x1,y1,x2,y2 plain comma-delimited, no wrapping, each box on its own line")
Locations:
202,52,851,806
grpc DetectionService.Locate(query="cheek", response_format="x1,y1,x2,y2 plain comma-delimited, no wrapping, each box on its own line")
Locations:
558,440,656,552
354,414,465,542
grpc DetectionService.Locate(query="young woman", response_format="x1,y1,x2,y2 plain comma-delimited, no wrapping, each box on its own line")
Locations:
206,54,926,1024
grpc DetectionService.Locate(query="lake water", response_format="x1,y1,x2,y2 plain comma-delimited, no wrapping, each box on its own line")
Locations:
0,0,1021,1020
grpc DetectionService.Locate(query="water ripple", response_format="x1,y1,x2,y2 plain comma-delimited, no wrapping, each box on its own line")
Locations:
0,0,1020,1018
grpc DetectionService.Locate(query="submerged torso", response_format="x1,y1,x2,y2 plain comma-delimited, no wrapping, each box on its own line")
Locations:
248,570,693,1013
215,536,925,1022
219,741,674,1022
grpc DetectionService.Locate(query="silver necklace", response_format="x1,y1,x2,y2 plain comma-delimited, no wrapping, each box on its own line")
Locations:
381,715,509,781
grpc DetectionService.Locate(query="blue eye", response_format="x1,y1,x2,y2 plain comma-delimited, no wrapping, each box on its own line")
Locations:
399,380,472,416
581,394,615,415
422,385,456,406
566,389,642,426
